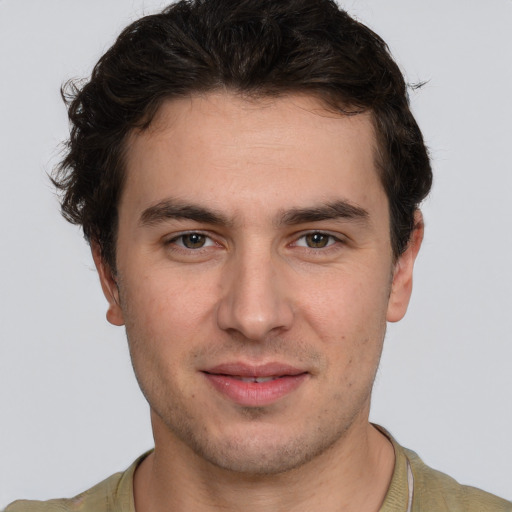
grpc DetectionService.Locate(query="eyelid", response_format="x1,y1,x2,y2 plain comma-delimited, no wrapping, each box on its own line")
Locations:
163,229,346,251
165,230,219,249
295,229,343,242
292,230,345,248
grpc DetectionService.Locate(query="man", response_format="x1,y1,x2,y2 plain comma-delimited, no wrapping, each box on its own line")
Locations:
5,0,511,510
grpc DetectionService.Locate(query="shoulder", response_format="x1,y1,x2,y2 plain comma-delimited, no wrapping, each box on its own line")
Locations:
3,452,148,512
4,470,124,512
405,447,512,511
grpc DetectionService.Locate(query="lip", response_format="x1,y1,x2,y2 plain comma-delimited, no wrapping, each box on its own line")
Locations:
202,362,309,407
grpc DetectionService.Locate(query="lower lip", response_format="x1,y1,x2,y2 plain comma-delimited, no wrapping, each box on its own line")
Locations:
203,373,308,407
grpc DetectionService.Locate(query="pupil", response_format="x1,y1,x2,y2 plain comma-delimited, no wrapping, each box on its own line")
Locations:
184,234,204,248
308,233,328,248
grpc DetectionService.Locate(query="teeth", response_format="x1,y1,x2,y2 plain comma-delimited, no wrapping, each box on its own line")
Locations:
238,376,277,383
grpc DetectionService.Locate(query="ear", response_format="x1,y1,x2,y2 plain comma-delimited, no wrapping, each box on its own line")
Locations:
386,210,424,323
91,242,125,326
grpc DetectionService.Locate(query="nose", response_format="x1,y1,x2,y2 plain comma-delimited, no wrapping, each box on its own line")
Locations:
216,250,294,341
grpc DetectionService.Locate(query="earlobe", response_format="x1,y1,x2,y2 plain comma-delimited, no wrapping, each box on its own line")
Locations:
91,242,125,326
386,211,424,323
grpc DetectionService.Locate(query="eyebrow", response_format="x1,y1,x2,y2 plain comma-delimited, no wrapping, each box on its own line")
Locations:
139,198,369,228
278,200,369,226
139,200,230,227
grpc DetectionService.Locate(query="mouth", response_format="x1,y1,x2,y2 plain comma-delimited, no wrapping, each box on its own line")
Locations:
202,363,309,407
228,375,284,383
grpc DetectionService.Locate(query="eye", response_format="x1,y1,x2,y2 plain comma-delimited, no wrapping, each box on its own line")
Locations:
295,232,338,249
171,233,215,249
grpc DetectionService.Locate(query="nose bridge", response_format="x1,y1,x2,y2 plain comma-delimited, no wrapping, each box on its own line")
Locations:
216,242,293,340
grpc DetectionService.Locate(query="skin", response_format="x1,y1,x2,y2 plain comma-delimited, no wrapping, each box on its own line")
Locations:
93,92,423,511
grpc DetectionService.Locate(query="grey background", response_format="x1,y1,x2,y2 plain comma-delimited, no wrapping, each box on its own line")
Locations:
1,0,511,506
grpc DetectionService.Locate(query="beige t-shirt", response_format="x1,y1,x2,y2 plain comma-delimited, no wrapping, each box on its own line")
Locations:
5,433,512,511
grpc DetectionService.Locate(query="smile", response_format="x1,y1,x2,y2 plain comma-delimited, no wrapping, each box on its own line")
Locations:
202,363,309,407
234,376,280,383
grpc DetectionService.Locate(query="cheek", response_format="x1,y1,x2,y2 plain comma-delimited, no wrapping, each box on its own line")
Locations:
296,268,390,384
119,274,217,391
120,276,203,391
299,269,390,338
126,271,217,336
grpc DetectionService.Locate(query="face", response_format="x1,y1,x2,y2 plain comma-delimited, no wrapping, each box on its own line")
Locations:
94,92,420,475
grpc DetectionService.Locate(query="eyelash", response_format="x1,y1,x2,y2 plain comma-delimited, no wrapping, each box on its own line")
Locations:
164,230,344,253
293,232,341,250
165,232,217,251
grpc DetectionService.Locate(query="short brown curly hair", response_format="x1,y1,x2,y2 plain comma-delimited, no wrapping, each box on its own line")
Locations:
54,0,432,270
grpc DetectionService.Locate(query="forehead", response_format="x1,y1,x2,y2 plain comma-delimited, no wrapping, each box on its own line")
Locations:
121,92,385,221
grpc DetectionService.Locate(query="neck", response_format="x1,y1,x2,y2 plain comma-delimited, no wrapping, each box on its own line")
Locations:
134,421,395,512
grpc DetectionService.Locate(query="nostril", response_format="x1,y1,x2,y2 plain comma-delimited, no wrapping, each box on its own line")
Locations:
215,256,294,338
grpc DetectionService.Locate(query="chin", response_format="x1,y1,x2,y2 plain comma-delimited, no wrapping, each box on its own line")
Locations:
176,419,350,476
